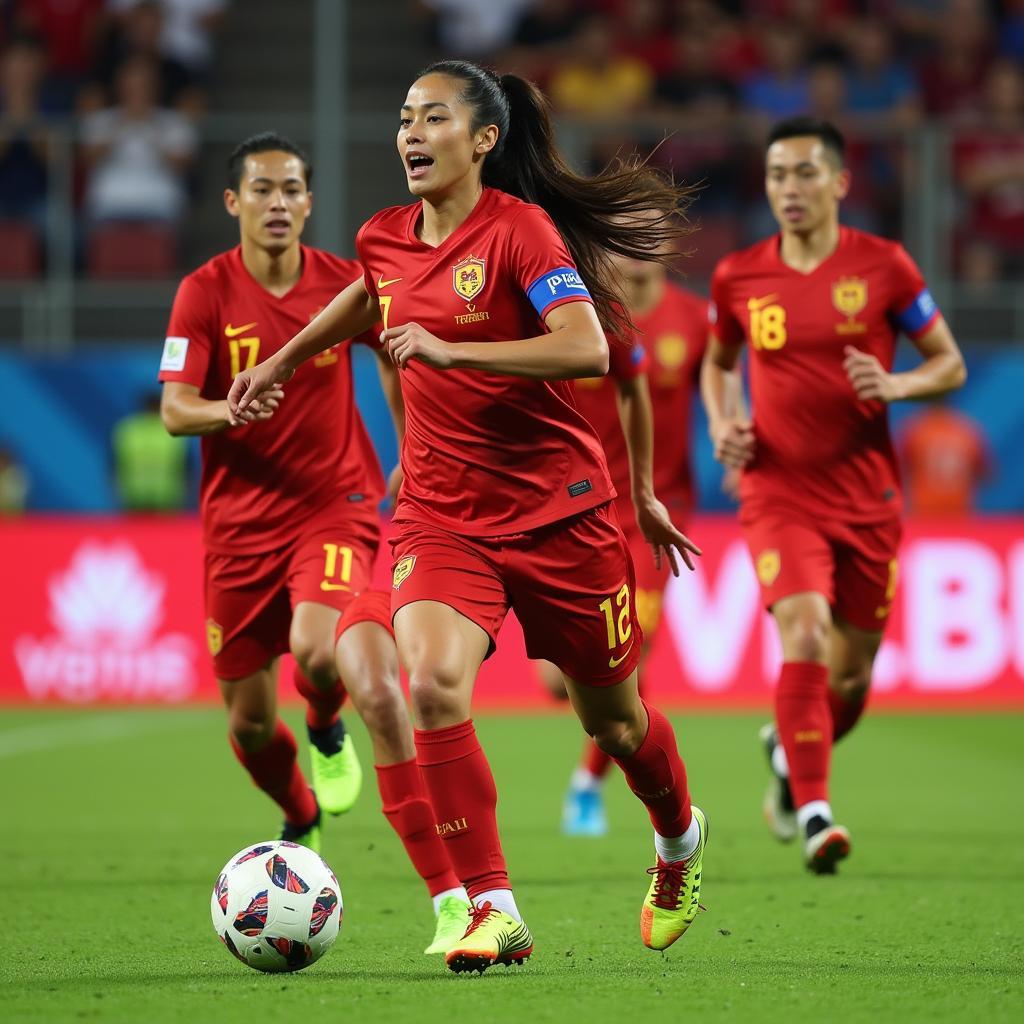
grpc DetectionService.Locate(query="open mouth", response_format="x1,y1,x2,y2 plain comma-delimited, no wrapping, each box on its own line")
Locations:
407,153,434,179
265,218,291,235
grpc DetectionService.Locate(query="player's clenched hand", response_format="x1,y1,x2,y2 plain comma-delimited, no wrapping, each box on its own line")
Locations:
711,417,756,469
634,493,702,577
228,357,294,421
843,346,898,402
382,323,456,370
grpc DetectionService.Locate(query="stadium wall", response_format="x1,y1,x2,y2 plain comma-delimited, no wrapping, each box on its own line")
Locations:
1,344,1022,513
2,515,1021,709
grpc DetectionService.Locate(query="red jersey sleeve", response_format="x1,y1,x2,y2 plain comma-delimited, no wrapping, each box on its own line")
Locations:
355,218,380,302
709,261,744,347
353,323,384,351
505,204,594,320
608,328,648,382
158,273,215,388
887,245,941,339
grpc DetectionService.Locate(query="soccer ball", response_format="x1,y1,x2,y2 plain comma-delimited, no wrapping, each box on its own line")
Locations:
210,840,342,973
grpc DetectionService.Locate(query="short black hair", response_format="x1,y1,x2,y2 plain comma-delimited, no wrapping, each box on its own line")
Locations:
766,117,845,166
227,132,312,190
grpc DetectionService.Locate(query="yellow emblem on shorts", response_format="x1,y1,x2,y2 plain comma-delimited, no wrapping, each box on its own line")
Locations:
393,556,416,590
756,549,781,587
452,255,486,301
206,619,223,657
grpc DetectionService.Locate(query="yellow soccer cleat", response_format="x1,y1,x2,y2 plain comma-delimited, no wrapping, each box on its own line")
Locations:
445,902,533,974
308,722,363,816
640,806,708,951
424,894,473,955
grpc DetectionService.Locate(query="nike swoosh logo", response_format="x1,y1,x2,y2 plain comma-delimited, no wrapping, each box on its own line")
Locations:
377,274,402,289
746,294,780,311
320,581,352,593
224,322,258,337
608,643,634,669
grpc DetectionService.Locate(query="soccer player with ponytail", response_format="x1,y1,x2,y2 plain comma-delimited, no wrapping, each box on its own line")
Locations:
230,61,709,972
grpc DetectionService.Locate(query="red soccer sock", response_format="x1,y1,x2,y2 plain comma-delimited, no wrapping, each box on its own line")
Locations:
583,738,613,780
292,664,347,731
229,719,318,826
376,760,462,897
612,701,692,837
776,661,832,808
414,720,509,900
828,688,867,743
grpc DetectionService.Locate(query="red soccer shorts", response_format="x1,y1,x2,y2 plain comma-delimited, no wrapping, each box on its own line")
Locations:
389,503,643,686
204,504,380,680
740,501,902,632
616,499,671,643
334,589,395,645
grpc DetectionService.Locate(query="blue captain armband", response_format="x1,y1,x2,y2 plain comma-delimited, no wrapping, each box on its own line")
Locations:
526,266,592,317
894,288,939,335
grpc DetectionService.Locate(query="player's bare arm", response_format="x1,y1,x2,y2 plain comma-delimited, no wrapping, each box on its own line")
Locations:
375,349,406,501
229,276,378,417
701,337,756,469
843,318,967,403
161,380,284,435
616,372,700,575
383,301,609,379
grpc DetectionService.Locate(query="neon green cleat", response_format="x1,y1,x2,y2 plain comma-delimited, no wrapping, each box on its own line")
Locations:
424,895,473,955
279,803,322,855
308,723,363,816
640,806,708,951
445,902,533,974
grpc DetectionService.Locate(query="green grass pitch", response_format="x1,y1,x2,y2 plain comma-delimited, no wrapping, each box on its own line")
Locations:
3,707,1022,1023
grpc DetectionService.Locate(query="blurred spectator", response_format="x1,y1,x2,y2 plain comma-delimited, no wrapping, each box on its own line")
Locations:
548,12,654,117
0,35,55,240
741,20,810,120
954,60,1024,275
97,0,202,114
502,0,579,83
107,0,226,81
613,0,674,78
899,399,991,517
654,27,737,122
417,0,531,57
1001,0,1024,64
0,445,29,514
917,0,992,118
112,392,189,511
842,17,920,129
80,53,196,224
14,0,108,109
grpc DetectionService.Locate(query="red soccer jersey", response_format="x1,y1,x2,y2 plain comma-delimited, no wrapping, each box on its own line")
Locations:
356,187,614,536
159,245,384,554
570,333,648,519
710,226,941,522
634,281,707,515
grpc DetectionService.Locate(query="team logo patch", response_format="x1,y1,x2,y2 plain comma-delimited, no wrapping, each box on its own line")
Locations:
160,336,188,372
452,255,486,301
206,619,223,657
392,556,416,590
756,549,781,587
832,277,868,318
655,333,687,370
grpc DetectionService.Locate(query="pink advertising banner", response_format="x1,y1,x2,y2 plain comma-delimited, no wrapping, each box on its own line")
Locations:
1,516,1021,708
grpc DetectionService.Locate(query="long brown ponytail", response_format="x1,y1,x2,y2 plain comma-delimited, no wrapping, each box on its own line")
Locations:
418,60,695,335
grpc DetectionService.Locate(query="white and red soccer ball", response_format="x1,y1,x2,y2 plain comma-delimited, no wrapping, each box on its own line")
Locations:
210,840,342,973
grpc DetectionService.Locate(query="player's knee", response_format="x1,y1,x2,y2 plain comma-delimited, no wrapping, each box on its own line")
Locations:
229,711,275,753
590,715,646,759
783,617,829,663
292,640,337,688
408,666,465,727
353,674,407,739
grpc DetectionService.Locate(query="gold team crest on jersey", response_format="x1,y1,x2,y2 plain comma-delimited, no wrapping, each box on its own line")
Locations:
756,550,781,587
452,255,486,301
832,276,868,335
206,619,224,657
393,556,417,590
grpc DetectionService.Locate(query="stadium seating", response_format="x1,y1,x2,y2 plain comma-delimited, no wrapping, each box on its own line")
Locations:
0,220,42,279
86,222,178,279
